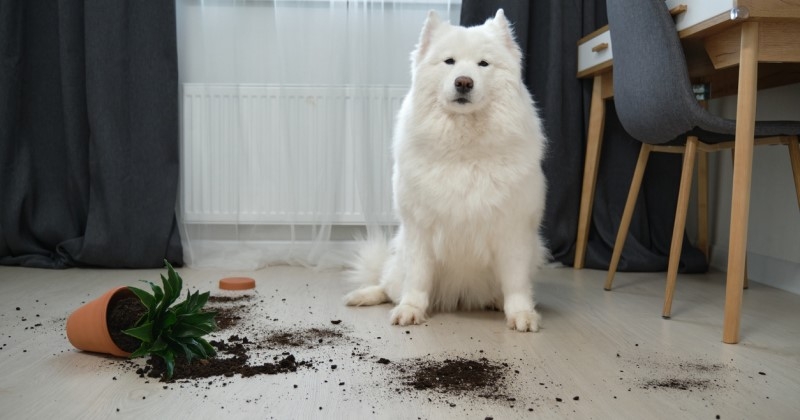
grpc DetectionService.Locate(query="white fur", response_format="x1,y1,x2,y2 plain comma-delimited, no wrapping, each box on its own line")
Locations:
344,9,547,332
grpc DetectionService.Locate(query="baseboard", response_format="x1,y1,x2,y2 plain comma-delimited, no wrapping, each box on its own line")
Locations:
710,247,800,295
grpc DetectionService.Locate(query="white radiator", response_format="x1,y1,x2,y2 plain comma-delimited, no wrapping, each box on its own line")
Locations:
181,83,404,224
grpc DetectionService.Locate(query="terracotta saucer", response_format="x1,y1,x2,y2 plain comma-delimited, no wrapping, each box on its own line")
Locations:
219,277,256,290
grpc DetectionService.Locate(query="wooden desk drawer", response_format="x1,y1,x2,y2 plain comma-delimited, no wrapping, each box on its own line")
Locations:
577,28,612,78
577,1,736,77
666,0,734,35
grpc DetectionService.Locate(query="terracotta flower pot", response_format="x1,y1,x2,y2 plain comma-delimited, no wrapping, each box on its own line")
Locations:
66,286,133,357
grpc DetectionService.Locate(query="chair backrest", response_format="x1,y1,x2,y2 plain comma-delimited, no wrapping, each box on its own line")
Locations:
606,0,706,144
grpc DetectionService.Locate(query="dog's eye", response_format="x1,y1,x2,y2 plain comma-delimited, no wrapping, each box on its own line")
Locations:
444,58,455,65
478,60,490,67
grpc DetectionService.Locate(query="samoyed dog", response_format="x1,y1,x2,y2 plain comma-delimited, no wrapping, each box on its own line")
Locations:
344,9,547,332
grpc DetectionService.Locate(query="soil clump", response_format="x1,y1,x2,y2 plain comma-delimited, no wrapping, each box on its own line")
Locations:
107,296,146,352
394,357,513,401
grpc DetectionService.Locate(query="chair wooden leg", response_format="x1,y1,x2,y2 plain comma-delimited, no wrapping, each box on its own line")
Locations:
723,21,759,344
663,137,698,318
696,149,710,260
788,137,800,211
575,75,607,269
605,144,652,291
729,148,749,291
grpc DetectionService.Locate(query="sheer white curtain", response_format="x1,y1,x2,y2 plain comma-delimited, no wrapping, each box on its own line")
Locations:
175,0,461,270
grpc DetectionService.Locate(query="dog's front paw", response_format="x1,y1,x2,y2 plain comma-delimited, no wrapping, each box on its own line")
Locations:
390,304,426,326
506,310,541,332
344,285,389,307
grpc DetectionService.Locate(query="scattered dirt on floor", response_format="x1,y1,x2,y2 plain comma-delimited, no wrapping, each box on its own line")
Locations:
137,334,311,382
205,305,246,331
617,344,729,394
263,327,345,349
642,378,713,391
207,295,254,304
78,291,747,415
205,294,255,331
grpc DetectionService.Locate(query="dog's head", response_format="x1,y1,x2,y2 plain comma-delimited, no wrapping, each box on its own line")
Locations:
410,9,523,115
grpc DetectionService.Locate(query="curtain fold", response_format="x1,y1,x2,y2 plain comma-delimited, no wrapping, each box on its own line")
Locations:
0,0,183,268
461,0,707,273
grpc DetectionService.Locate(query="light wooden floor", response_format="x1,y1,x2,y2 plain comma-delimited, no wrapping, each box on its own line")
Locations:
1,264,799,419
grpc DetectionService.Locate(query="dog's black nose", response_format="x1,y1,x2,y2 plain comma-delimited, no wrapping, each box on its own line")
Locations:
454,76,473,94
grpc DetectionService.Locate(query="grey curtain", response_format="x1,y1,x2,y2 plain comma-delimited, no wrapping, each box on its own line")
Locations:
0,1,183,268
461,1,707,272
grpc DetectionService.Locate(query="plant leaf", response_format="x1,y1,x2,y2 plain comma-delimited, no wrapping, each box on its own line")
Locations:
198,338,217,357
123,261,216,375
149,337,168,353
160,349,176,379
194,291,210,309
127,286,156,312
129,342,152,359
144,280,164,304
178,312,217,325
160,274,174,308
172,323,215,338
186,338,216,359
166,260,183,301
182,338,208,359
122,322,154,343
158,311,178,329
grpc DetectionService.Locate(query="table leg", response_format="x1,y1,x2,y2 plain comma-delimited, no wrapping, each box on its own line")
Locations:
575,75,606,269
723,21,759,344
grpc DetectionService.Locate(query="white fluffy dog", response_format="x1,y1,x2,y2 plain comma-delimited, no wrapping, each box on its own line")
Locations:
344,9,547,332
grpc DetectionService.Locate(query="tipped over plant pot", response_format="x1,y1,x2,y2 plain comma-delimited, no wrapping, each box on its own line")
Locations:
66,260,218,378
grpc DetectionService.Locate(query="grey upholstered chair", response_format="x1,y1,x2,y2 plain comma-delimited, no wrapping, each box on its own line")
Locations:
603,0,800,318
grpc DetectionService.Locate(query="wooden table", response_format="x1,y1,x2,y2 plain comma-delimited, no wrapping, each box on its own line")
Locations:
574,0,800,344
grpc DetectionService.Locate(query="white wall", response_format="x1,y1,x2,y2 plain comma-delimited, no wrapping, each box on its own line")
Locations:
706,83,800,294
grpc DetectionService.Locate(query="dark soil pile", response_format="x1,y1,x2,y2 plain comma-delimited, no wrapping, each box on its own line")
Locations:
137,334,311,382
107,296,146,352
397,357,513,400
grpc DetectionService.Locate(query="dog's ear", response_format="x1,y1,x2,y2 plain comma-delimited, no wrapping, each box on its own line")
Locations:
490,9,522,62
412,10,441,66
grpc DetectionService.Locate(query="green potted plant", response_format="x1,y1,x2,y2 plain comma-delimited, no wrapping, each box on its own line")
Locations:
66,261,217,379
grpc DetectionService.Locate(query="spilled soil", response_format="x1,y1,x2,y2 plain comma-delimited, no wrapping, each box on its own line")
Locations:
137,334,310,382
96,290,739,417
107,296,146,353
400,357,512,400
643,378,713,391
119,294,354,383
263,327,345,349
640,361,725,391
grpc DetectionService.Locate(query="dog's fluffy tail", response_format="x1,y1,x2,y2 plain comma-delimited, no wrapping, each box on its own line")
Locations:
345,232,390,286
343,232,392,306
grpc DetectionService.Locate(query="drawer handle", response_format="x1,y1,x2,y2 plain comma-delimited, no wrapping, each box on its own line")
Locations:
591,42,608,53
669,4,688,16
